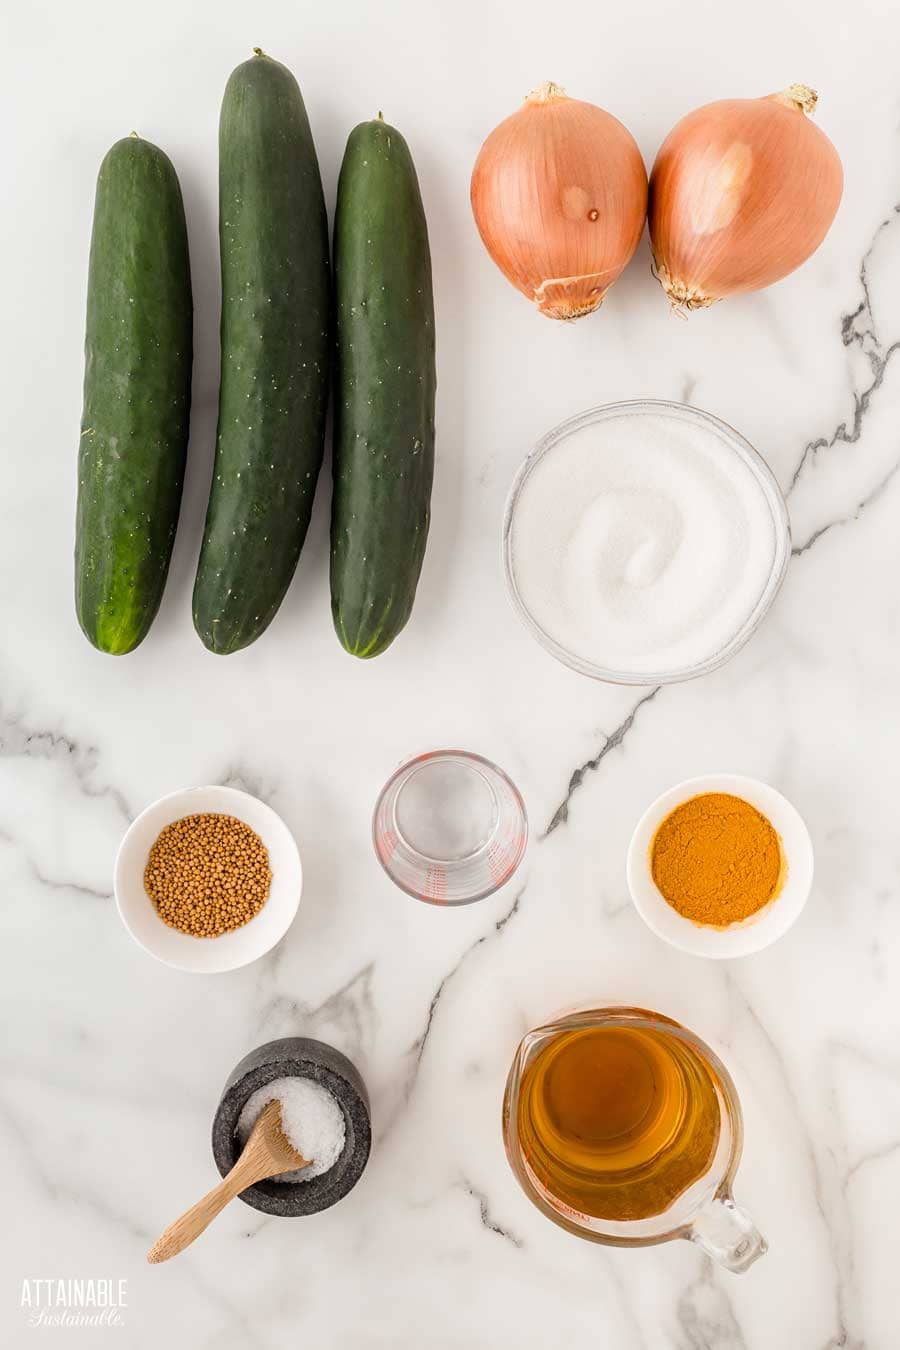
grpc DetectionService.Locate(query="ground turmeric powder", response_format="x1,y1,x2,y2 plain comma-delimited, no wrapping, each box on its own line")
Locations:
650,792,784,927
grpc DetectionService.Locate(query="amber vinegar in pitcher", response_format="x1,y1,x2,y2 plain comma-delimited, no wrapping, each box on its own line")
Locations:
504,1007,766,1271
515,1021,723,1223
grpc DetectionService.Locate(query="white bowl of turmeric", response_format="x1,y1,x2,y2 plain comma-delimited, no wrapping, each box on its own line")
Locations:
626,774,814,958
114,785,302,973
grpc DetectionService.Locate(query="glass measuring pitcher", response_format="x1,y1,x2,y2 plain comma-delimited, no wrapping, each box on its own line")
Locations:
503,1006,766,1273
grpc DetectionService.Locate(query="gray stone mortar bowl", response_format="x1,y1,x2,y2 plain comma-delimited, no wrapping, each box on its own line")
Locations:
212,1037,371,1217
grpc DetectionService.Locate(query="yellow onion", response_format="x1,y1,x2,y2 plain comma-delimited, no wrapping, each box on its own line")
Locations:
470,82,648,320
649,84,843,310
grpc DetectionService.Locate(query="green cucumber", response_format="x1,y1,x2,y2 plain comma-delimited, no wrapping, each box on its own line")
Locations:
192,49,330,654
330,115,436,658
75,134,192,654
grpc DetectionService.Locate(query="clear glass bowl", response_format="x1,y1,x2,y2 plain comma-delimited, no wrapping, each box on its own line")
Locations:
372,750,528,906
501,400,791,686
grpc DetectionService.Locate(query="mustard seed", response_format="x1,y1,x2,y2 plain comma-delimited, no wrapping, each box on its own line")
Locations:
143,813,272,939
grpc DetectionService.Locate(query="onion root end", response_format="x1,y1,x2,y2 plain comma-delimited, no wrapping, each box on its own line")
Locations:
653,262,717,313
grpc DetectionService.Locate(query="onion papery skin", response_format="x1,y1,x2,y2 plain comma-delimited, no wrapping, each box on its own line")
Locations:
648,86,843,311
470,84,648,320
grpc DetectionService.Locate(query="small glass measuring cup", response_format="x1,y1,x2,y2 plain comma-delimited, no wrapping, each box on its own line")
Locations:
503,1006,767,1273
373,750,528,905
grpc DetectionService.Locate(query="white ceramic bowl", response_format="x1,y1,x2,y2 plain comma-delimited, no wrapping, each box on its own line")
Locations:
114,786,302,973
626,774,814,958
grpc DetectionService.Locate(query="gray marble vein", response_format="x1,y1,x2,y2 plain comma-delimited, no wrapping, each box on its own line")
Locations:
0,825,111,900
0,1093,150,1243
219,763,277,804
789,205,900,496
366,885,527,1152
0,705,133,821
845,1138,900,1183
255,961,377,1065
543,688,661,837
681,374,699,405
674,1258,748,1350
787,202,900,559
792,459,900,556
401,885,525,1096
457,1177,524,1248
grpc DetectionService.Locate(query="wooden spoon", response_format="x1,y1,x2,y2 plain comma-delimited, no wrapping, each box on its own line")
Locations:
147,1099,309,1263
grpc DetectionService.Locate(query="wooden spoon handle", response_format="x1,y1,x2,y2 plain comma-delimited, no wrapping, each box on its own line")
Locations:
147,1157,269,1264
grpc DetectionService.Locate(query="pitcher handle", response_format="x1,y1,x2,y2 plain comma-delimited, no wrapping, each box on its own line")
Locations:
688,1191,767,1273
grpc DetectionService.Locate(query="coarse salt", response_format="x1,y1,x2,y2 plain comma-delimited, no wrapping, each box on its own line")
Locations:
237,1076,346,1183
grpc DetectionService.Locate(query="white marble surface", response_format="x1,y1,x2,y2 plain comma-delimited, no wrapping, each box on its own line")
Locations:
4,0,899,1344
